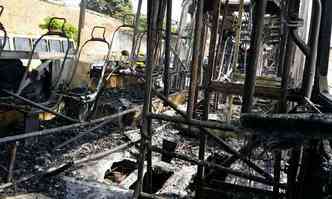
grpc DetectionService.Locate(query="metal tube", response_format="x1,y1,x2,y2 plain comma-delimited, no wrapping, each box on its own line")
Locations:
301,0,322,99
149,113,235,131
196,1,221,198
186,0,204,119
0,89,78,123
7,142,17,183
0,107,140,144
206,180,284,196
280,0,300,113
135,0,157,197
131,0,143,58
290,29,310,56
75,141,138,165
241,0,268,113
140,192,168,199
214,0,230,74
277,0,288,78
315,0,332,77
231,0,245,75
76,0,86,50
163,0,172,97
273,151,282,199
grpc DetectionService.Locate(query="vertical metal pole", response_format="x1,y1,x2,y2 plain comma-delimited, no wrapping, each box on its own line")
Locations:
274,2,291,196
283,1,301,198
277,0,288,78
232,0,245,74
174,0,189,91
280,0,300,113
7,142,18,183
273,151,282,199
131,0,143,59
213,0,229,109
241,0,268,113
301,0,322,99
314,0,332,93
134,0,156,197
76,0,86,51
214,0,229,72
196,18,208,97
187,0,204,119
196,1,221,198
164,0,172,97
298,1,323,199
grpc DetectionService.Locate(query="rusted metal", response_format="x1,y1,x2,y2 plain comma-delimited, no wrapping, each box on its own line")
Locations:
241,0,268,113
186,0,204,119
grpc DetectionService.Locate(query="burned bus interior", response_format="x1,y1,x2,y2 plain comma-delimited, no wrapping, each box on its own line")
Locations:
0,0,332,198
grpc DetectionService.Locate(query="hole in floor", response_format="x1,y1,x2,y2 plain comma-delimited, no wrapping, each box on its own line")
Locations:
104,159,137,184
130,167,174,193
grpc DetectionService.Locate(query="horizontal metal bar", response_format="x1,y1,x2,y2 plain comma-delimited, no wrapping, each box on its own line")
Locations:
209,81,282,99
151,146,274,186
148,113,236,131
0,50,75,60
201,183,285,197
0,107,140,144
207,180,281,194
74,141,138,165
140,192,168,199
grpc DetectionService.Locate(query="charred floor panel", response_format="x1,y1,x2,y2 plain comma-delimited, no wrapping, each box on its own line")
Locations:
1,0,332,198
